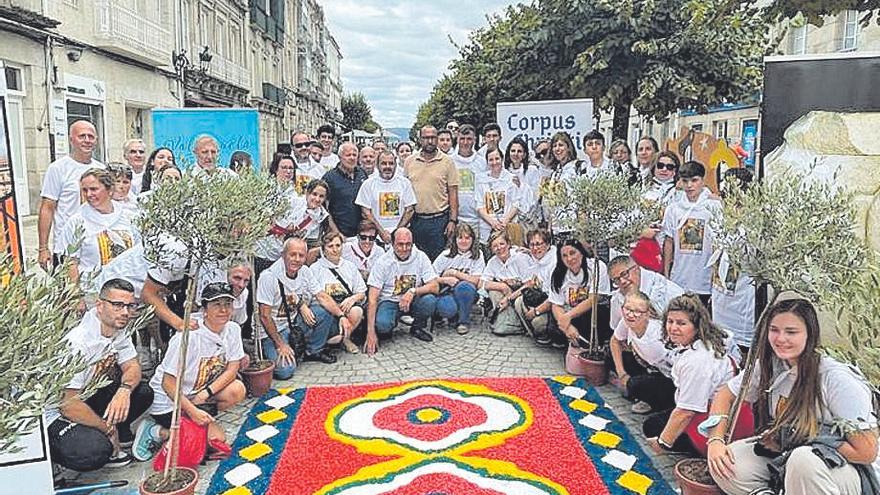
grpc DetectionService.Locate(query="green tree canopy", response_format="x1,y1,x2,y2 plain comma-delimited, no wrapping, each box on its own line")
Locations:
415,0,869,139
342,92,379,133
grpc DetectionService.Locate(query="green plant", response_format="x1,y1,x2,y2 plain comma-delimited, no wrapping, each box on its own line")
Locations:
545,171,660,354
137,170,288,486
711,167,866,440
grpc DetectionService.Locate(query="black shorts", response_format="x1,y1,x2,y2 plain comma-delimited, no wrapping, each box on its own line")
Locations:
152,402,218,428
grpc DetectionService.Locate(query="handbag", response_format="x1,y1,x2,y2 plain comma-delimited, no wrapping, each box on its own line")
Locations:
152,415,207,471
277,281,307,363
327,266,353,304
521,287,548,308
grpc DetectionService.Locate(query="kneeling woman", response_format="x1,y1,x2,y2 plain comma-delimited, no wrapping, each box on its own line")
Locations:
547,238,611,348
311,232,367,353
434,223,485,335
645,294,746,455
708,299,879,495
480,231,533,336
135,283,247,461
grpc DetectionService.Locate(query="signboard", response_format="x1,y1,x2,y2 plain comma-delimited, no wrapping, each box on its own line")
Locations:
496,98,594,158
152,108,260,170
1,71,23,274
741,119,758,169
0,417,53,493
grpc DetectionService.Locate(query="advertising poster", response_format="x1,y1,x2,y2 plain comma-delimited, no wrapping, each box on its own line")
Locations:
0,93,23,274
496,99,594,158
152,108,260,171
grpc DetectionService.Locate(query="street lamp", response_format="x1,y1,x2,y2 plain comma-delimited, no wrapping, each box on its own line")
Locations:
171,46,212,84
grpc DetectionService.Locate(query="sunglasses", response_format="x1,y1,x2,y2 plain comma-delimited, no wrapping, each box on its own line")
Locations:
535,150,547,158
655,162,677,171
358,234,376,242
293,142,313,149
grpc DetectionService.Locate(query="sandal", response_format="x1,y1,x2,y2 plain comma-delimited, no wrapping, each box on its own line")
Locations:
326,320,345,345
342,337,359,354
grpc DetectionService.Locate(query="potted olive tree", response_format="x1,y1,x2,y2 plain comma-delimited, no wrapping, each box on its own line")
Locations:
672,168,867,494
546,171,659,385
137,170,287,495
240,280,275,398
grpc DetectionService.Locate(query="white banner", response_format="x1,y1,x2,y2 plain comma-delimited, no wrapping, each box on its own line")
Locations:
496,98,594,159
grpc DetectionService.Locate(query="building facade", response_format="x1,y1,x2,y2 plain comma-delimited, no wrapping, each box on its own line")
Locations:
598,10,880,167
0,0,342,214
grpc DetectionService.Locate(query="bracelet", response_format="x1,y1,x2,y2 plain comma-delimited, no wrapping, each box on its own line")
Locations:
206,386,215,398
449,218,458,224
118,383,132,391
39,247,49,252
707,436,726,446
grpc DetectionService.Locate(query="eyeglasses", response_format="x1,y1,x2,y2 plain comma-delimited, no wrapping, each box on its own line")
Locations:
655,162,677,171
446,126,459,131
529,240,548,248
622,307,648,316
100,298,139,311
358,234,376,242
610,265,637,284
535,150,547,159
293,142,312,149
128,150,145,155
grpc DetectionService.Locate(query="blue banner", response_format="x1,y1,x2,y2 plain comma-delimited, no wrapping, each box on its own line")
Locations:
152,108,260,171
741,119,758,169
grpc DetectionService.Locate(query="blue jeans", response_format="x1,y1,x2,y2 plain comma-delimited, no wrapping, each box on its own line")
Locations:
375,295,437,336
262,303,333,379
411,211,449,261
436,281,477,324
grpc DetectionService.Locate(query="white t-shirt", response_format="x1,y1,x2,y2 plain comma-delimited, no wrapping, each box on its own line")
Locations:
254,185,302,261
196,264,250,326
711,252,755,347
474,170,521,242
256,259,322,339
310,256,367,300
92,243,149,298
450,151,488,226
342,239,384,274
612,318,674,377
672,339,735,413
579,157,615,177
433,249,485,278
61,202,141,280
192,165,238,178
40,156,105,254
294,159,326,195
481,251,532,285
547,260,611,309
46,309,138,425
609,268,685,330
367,247,437,303
131,169,145,195
320,153,340,171
530,245,557,290
661,189,722,294
509,164,542,193
355,174,417,232
149,317,245,415
288,196,329,242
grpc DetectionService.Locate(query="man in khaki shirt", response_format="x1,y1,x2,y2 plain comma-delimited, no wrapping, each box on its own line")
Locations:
404,125,459,260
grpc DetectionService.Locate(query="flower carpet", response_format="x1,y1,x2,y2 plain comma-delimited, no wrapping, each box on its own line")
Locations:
207,377,676,495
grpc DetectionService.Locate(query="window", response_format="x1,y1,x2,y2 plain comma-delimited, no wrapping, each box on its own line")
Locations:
4,66,22,92
841,10,859,51
713,120,728,140
790,25,807,54
691,123,704,132
216,16,227,57
230,23,242,64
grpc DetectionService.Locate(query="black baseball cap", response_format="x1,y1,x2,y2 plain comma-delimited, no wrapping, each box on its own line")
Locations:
201,282,235,303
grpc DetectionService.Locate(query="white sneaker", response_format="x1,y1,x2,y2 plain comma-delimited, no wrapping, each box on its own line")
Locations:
400,315,414,326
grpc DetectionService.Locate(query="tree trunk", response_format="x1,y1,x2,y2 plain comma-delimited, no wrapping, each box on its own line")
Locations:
612,101,631,141
590,255,600,354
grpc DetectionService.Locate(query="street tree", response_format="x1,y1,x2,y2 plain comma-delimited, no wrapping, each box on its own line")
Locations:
764,0,880,26
342,92,379,133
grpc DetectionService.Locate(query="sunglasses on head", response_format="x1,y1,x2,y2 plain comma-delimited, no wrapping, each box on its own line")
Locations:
358,234,376,241
535,150,547,158
656,162,677,171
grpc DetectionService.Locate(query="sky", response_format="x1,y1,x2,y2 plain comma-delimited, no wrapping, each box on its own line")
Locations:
323,0,517,130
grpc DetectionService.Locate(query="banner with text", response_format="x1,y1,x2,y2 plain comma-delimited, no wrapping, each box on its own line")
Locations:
152,108,260,171
496,98,594,158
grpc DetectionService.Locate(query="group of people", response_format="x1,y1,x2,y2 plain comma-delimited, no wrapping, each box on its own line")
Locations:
37,119,879,495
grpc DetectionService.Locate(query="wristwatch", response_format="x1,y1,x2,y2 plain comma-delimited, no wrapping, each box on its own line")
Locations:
407,287,416,295
449,218,458,223
118,383,133,391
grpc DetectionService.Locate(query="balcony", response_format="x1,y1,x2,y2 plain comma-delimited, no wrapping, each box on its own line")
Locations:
262,82,286,105
205,53,250,89
94,0,172,66
1,0,60,28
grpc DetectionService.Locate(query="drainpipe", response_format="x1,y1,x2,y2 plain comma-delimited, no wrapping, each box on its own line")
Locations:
44,36,56,162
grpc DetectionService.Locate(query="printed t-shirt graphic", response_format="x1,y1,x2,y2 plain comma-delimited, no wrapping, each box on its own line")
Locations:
324,282,347,299
97,230,135,265
194,355,227,392
277,292,301,319
567,286,590,307
712,262,738,294
393,275,417,296
678,218,705,253
458,169,475,193
485,190,506,214
379,191,401,217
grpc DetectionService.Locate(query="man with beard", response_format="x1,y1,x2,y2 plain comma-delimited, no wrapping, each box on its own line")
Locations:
404,125,459,260
356,150,416,245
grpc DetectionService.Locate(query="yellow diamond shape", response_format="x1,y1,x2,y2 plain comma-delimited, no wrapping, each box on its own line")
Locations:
276,388,293,395
256,409,287,424
569,399,598,414
589,431,622,448
221,487,252,495
617,470,653,495
553,375,577,385
239,442,272,461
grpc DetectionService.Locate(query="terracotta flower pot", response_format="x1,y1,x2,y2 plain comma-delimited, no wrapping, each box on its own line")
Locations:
565,344,608,386
242,360,276,398
140,467,199,495
674,458,721,495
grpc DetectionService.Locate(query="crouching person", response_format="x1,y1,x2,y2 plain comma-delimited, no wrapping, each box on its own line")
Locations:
134,282,246,461
48,279,154,470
